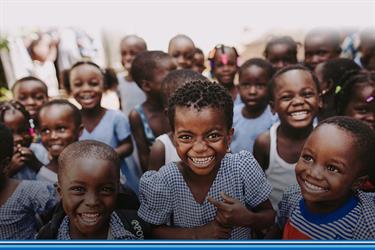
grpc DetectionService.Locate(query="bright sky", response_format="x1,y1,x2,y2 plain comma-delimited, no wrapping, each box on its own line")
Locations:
1,0,374,53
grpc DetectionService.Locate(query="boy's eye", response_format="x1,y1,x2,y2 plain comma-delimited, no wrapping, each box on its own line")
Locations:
207,133,222,141
35,94,47,100
40,128,50,135
57,127,66,133
72,81,82,87
302,91,315,98
101,186,115,194
89,80,100,86
178,134,192,141
327,165,339,173
302,154,313,162
70,186,85,193
280,95,292,101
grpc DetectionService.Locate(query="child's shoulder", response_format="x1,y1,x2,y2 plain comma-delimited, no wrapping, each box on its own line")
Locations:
140,162,180,188
224,151,262,173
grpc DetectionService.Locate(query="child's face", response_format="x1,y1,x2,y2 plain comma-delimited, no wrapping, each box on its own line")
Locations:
304,35,339,70
296,124,362,211
271,70,320,129
173,106,233,176
192,53,205,74
267,43,297,71
120,39,146,72
148,58,177,96
13,80,48,119
70,64,104,110
238,65,269,112
39,106,82,160
3,110,32,149
168,39,195,70
213,48,238,85
58,158,118,238
344,83,375,130
31,35,51,62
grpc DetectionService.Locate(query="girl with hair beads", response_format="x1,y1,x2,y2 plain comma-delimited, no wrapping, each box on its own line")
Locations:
314,58,360,121
253,65,321,210
231,58,278,154
138,80,274,239
208,45,241,106
335,71,375,130
12,76,49,143
0,101,47,179
335,71,375,191
264,36,299,71
0,122,57,239
269,117,375,239
66,61,134,192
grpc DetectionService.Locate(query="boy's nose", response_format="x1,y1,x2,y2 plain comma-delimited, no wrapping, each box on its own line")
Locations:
85,192,100,207
24,97,36,105
307,164,324,180
193,140,208,153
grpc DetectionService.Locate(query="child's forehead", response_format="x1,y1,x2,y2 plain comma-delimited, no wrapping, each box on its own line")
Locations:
275,70,316,89
40,104,75,119
71,64,102,76
170,38,194,51
16,80,47,92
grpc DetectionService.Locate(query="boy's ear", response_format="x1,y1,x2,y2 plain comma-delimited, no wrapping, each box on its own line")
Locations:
141,80,151,92
351,175,368,191
0,157,11,175
56,183,63,199
78,124,84,137
269,100,276,114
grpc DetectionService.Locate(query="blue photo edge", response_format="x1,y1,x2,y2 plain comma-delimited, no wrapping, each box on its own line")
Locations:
1,240,375,250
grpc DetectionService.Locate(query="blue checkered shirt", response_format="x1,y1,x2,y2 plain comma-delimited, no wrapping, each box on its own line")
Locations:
57,212,137,239
138,150,272,239
0,180,57,239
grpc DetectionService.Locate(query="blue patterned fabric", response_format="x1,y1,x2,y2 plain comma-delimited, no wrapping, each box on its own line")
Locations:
138,150,272,239
57,212,137,240
134,104,156,146
0,180,57,239
277,184,375,239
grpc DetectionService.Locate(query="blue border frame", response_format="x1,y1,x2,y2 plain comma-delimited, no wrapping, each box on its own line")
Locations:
1,241,375,250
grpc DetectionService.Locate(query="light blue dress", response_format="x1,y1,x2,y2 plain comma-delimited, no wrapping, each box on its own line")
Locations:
231,105,278,153
138,151,272,239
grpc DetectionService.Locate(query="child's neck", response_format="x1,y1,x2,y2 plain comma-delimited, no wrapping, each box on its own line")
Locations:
305,192,354,214
125,73,133,82
46,159,59,173
70,221,110,239
242,103,267,119
143,97,164,111
279,123,313,140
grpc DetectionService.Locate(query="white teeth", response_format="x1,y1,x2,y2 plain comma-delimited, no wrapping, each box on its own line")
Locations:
190,156,214,167
304,181,327,192
291,111,308,120
80,213,100,225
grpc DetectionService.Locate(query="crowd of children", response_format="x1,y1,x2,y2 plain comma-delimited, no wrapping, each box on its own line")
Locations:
0,27,374,240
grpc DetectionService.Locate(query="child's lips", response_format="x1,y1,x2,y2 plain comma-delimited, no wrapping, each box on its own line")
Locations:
78,212,102,226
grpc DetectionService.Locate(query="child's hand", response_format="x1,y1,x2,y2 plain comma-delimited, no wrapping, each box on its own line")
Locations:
208,192,251,227
8,150,26,176
194,220,232,239
17,146,42,171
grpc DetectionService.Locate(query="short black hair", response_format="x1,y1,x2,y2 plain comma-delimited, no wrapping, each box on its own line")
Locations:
58,140,120,182
168,34,195,52
239,58,276,80
0,100,30,127
131,51,171,88
264,36,299,61
0,122,13,161
194,47,204,55
335,71,375,115
167,80,233,131
38,99,82,128
304,28,342,53
162,69,207,108
11,76,48,95
268,64,320,101
317,116,375,182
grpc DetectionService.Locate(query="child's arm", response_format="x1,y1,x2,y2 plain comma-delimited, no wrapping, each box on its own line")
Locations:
264,224,282,239
253,132,271,171
148,140,166,171
115,136,133,158
129,110,150,172
151,221,232,239
208,192,275,231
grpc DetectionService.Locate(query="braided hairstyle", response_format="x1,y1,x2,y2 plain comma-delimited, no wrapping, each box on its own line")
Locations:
167,80,233,131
